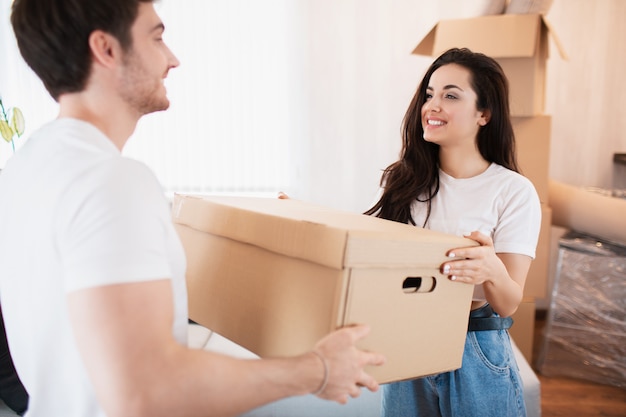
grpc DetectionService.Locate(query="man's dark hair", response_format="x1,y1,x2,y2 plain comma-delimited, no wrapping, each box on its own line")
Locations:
11,0,154,101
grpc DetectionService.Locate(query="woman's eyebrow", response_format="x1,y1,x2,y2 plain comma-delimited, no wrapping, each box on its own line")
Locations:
426,84,464,91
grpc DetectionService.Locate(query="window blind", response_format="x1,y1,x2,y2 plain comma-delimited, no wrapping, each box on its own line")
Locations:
1,0,292,196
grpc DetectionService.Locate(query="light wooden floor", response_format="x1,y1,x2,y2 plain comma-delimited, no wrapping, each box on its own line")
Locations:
533,314,626,417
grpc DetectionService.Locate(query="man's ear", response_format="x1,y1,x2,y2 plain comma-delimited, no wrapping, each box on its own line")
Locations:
88,30,119,67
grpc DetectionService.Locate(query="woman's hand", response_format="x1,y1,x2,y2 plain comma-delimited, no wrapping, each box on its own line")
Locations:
440,231,507,286
441,231,531,317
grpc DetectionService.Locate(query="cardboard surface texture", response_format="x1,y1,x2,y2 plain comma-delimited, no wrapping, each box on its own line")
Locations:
513,115,551,203
172,194,476,383
549,180,626,247
525,204,552,298
413,14,566,116
509,298,536,363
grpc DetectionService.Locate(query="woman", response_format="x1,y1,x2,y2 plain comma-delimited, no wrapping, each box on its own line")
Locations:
366,48,541,417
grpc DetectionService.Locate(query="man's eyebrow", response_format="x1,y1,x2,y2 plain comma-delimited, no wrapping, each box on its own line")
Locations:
150,22,165,33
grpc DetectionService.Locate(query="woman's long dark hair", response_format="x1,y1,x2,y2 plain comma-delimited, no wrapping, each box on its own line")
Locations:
365,47,518,225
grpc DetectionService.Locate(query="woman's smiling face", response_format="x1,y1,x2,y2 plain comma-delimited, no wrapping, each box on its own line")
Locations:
421,63,489,149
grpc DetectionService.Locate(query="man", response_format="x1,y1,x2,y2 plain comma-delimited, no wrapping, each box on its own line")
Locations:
0,307,28,415
0,1,385,416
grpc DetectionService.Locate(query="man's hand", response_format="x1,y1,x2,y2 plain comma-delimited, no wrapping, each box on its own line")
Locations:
312,325,386,404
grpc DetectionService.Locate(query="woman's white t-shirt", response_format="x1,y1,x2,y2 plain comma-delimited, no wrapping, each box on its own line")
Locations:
410,163,542,301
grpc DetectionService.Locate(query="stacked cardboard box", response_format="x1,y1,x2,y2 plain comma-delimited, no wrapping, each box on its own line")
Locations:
413,13,566,362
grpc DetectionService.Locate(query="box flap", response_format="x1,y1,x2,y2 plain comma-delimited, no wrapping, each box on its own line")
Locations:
541,16,568,60
412,14,566,59
412,24,438,56
172,194,475,270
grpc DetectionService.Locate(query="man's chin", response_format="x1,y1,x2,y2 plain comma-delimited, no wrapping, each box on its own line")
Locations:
142,99,170,116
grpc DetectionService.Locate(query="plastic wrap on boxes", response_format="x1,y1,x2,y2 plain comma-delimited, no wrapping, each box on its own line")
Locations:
537,232,626,388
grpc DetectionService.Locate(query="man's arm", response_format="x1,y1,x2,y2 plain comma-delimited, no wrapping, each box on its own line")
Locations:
68,279,384,417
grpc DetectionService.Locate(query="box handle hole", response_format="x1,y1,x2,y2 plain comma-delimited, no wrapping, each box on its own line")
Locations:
402,276,437,294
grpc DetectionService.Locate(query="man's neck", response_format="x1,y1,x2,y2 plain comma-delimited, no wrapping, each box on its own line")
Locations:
57,91,139,151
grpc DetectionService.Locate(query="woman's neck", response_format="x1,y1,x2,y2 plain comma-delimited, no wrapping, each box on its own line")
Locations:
439,149,490,179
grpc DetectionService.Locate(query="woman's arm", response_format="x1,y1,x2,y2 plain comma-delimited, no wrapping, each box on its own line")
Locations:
441,231,532,317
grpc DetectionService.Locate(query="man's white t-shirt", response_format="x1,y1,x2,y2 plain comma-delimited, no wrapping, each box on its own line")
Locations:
0,118,188,416
410,163,542,301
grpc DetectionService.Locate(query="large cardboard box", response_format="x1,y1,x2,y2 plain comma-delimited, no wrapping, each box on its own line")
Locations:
525,204,552,298
513,115,551,203
172,194,476,383
412,14,566,116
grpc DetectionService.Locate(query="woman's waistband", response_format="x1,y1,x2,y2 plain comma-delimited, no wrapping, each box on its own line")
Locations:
468,303,513,332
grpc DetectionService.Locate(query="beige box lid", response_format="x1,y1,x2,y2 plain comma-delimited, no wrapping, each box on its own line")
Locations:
172,194,476,270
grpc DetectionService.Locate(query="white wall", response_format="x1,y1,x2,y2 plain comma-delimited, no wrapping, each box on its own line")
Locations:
284,0,438,212
545,0,626,191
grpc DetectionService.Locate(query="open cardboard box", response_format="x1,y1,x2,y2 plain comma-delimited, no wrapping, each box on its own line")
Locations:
172,194,476,383
413,14,566,116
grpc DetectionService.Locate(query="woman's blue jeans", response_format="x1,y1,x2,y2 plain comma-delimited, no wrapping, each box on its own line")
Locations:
381,328,526,417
